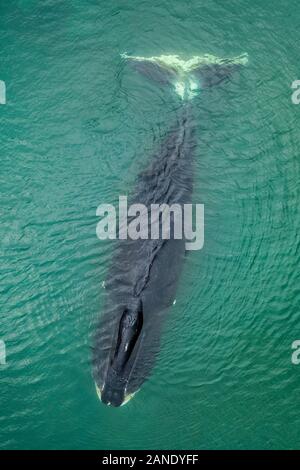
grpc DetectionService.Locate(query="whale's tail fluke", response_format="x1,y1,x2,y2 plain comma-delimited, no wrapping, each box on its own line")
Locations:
121,52,248,99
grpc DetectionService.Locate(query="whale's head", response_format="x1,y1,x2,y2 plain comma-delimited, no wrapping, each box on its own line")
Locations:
97,370,127,407
95,300,143,407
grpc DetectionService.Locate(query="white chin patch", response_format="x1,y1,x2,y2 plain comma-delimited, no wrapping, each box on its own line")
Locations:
95,383,139,406
95,383,103,401
121,390,139,406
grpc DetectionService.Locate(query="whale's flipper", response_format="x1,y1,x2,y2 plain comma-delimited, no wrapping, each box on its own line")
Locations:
121,52,248,99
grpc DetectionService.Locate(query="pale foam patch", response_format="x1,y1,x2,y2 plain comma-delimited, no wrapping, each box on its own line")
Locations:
174,81,186,99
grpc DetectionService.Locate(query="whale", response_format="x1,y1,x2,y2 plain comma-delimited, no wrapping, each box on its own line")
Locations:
92,53,248,407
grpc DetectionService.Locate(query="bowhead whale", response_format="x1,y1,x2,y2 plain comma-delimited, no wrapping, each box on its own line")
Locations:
92,53,248,406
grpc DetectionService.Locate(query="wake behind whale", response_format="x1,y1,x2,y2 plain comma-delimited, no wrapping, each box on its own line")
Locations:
92,53,248,407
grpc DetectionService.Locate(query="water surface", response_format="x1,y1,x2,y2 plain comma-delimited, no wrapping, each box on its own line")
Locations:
0,0,300,450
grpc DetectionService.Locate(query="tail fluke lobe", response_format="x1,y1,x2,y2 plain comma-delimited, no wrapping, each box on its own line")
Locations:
122,55,177,87
121,52,248,99
192,62,243,88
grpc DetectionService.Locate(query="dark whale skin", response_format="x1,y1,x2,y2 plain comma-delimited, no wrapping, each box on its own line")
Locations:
92,104,196,406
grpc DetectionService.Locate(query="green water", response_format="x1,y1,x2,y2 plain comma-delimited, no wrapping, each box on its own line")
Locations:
1,0,300,450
